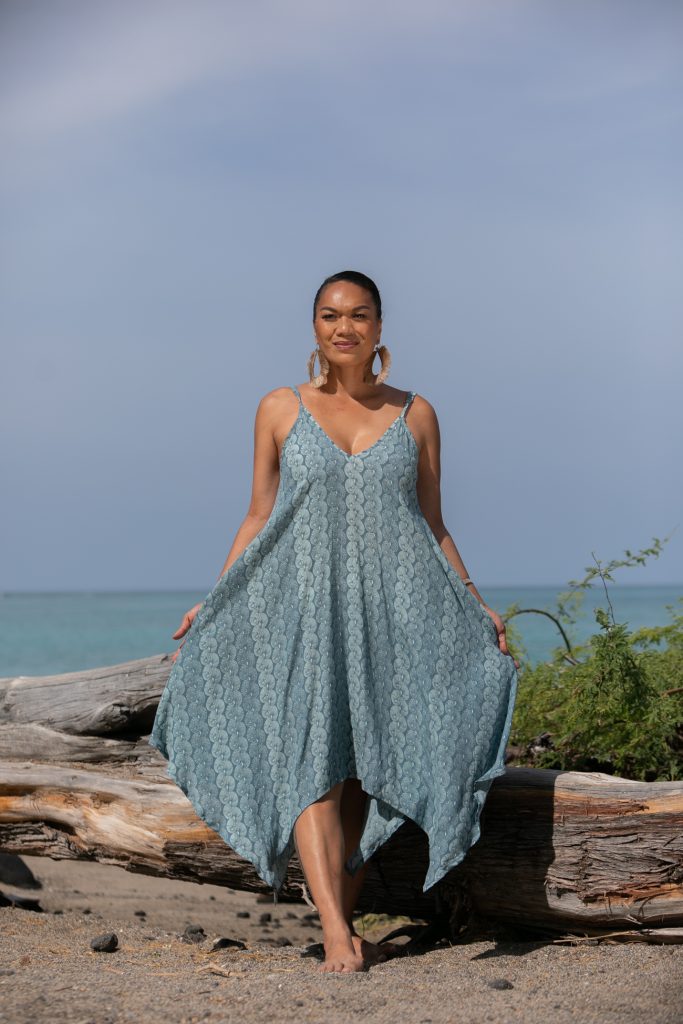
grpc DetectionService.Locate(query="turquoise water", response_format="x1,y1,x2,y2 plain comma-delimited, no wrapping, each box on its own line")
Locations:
0,585,681,677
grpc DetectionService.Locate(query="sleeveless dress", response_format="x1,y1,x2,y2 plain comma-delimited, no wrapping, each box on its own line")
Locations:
148,385,518,899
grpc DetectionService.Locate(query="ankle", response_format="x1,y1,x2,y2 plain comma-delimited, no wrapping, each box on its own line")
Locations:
319,915,353,942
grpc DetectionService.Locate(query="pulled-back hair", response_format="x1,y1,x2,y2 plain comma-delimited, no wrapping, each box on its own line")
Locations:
313,270,382,321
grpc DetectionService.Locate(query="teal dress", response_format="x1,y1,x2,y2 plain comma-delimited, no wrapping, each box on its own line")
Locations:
149,386,518,898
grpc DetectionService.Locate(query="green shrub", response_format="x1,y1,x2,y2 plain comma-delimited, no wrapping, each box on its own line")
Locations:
503,535,683,782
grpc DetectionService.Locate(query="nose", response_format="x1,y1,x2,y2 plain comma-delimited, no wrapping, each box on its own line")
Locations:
336,316,355,336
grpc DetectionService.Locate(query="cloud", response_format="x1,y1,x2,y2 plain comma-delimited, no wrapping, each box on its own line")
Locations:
1,0,679,187
0,0,478,144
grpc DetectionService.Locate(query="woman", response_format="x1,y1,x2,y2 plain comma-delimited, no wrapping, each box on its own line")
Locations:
149,269,519,974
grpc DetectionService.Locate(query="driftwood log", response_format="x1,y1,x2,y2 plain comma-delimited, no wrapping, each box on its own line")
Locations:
1,654,681,938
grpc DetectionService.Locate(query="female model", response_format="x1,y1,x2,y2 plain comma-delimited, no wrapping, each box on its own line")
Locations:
149,269,519,974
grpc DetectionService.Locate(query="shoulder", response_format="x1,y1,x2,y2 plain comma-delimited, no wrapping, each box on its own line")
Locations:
254,386,298,418
405,392,441,454
408,391,439,427
380,384,436,420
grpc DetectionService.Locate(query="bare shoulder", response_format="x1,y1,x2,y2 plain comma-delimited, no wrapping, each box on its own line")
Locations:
254,386,298,421
406,392,440,452
251,388,301,459
409,391,436,415
409,392,439,428
259,384,298,407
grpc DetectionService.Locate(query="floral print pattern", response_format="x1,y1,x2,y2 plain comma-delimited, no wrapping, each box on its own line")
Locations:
148,386,518,895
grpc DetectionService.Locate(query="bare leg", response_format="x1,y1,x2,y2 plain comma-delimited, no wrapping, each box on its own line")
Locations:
338,777,369,925
339,780,401,963
294,779,365,973
294,778,399,970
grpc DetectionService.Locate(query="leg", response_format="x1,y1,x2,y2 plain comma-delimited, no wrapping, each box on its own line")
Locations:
294,779,365,973
338,777,369,925
339,780,402,963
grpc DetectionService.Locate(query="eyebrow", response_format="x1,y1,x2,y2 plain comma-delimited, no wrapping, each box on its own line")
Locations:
320,304,371,312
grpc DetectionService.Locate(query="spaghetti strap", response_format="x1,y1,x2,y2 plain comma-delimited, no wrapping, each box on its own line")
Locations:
400,390,416,418
149,368,518,898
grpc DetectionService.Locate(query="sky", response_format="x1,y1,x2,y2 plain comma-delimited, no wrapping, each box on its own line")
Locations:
1,0,682,590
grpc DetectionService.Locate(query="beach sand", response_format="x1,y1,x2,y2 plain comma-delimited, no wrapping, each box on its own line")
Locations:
1,855,681,1024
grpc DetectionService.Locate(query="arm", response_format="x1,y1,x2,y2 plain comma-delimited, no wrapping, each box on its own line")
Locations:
216,388,292,581
171,388,294,662
411,396,486,607
410,396,516,664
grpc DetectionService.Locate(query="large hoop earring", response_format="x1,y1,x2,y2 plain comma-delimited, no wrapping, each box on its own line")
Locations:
307,345,330,388
363,343,391,385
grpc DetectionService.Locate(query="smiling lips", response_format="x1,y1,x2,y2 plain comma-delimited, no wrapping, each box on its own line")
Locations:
333,341,358,349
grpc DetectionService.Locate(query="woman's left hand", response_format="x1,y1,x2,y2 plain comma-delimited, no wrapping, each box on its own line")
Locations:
483,605,520,670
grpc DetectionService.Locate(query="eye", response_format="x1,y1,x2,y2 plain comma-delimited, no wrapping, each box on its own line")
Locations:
321,313,335,320
353,313,367,318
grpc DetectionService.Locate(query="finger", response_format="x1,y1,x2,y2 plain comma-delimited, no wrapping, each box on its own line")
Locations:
172,613,193,638
170,636,187,662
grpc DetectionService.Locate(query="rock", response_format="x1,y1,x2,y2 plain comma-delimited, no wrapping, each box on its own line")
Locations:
209,937,247,951
90,932,118,953
300,942,324,958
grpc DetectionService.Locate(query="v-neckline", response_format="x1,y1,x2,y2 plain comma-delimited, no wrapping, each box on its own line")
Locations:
298,391,411,460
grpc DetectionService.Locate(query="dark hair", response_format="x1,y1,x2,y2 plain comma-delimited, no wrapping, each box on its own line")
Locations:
313,270,382,322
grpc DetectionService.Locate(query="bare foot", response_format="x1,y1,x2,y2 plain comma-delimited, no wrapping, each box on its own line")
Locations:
317,933,366,973
350,929,402,964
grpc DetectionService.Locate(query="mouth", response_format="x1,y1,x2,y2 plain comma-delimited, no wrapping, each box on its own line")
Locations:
333,341,359,349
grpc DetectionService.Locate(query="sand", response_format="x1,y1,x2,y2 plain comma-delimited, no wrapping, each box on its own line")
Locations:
0,855,681,1024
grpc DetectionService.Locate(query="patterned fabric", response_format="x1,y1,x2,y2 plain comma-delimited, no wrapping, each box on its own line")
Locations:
148,385,518,896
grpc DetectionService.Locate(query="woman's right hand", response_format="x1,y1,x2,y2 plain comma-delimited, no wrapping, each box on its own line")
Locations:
170,603,203,663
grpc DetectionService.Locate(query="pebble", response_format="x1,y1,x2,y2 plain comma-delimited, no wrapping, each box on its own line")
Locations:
209,937,247,951
89,932,118,953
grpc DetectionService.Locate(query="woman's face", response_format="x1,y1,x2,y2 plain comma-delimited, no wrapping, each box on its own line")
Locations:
313,281,382,376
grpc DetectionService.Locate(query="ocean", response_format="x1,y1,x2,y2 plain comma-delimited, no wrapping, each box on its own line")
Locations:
1,585,680,679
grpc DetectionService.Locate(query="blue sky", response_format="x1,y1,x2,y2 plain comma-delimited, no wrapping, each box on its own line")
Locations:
1,0,681,590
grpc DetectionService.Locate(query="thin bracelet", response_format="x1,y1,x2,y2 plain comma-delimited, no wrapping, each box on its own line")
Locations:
461,577,474,587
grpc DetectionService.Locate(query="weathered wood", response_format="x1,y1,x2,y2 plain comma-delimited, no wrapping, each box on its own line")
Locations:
462,767,683,929
1,655,681,933
552,928,683,945
0,654,168,736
